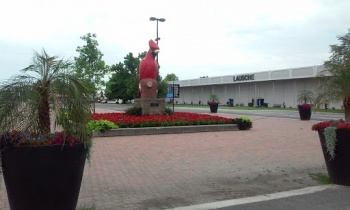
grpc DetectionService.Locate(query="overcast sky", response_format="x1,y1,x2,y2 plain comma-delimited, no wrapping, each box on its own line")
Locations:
1,0,349,82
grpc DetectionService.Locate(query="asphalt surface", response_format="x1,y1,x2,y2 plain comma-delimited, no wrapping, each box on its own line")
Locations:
216,186,350,210
171,185,350,210
96,103,344,121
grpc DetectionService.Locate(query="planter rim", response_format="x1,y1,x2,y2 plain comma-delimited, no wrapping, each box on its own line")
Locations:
0,142,86,150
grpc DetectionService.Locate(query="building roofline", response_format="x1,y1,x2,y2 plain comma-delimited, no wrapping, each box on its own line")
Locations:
170,65,326,87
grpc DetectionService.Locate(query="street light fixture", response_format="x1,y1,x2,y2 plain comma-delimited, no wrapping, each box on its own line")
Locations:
149,17,165,83
149,17,166,44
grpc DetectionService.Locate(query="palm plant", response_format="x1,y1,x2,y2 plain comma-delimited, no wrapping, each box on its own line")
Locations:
314,64,350,122
297,89,314,104
208,93,219,103
0,49,92,144
314,29,350,123
310,30,350,186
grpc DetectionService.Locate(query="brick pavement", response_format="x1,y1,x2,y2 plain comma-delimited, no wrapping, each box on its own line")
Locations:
0,111,327,210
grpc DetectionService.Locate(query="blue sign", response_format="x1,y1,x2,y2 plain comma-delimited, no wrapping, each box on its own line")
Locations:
167,93,173,98
167,84,180,98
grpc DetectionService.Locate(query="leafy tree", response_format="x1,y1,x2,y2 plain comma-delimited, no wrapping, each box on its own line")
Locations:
325,29,350,67
156,73,179,98
157,75,168,98
138,51,147,59
314,29,350,122
105,62,130,102
163,73,179,82
105,51,175,100
74,33,108,111
106,52,146,102
124,52,141,99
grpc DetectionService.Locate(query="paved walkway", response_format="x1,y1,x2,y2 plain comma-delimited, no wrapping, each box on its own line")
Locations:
0,109,339,209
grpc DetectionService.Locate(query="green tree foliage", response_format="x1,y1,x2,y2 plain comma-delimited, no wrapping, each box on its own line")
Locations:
106,62,130,102
105,52,145,102
105,51,176,100
138,51,147,60
157,74,168,98
74,33,108,98
325,29,350,68
163,73,179,82
159,73,179,98
315,29,350,122
125,52,142,99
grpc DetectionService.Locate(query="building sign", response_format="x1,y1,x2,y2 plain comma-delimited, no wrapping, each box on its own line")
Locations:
233,74,255,82
167,84,180,98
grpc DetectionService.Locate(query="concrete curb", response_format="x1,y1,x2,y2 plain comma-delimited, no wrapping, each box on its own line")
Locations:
93,124,238,137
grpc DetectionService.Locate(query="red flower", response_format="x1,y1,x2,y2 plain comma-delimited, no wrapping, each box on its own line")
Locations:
298,104,311,110
311,119,350,131
0,131,83,148
91,112,232,128
208,101,218,106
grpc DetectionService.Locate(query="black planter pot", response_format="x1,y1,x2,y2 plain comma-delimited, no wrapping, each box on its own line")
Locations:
236,119,252,130
298,105,311,120
318,130,350,186
209,103,218,113
1,143,88,210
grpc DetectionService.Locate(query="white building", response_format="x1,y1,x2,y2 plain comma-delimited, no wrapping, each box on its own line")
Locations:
169,65,341,109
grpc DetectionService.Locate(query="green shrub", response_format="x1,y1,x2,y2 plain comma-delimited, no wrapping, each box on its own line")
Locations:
234,116,253,130
175,121,182,126
164,107,174,115
161,121,170,126
125,106,142,116
88,120,118,132
239,116,252,123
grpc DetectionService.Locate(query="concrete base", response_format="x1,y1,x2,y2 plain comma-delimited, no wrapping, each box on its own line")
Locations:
93,124,238,137
134,98,165,115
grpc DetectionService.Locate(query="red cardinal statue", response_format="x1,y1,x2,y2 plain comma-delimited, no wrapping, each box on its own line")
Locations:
138,40,160,98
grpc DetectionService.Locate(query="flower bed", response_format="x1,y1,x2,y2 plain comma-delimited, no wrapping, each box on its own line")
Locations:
208,101,218,106
298,104,311,110
0,131,83,148
312,119,350,131
91,112,233,128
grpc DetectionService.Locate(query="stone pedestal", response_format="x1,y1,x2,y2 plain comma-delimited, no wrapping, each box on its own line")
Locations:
140,79,157,99
134,98,165,115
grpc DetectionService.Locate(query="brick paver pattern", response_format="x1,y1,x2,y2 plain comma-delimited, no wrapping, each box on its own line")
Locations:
0,111,326,210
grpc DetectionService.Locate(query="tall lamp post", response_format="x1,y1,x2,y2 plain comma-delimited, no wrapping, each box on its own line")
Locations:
149,16,166,95
149,17,166,44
